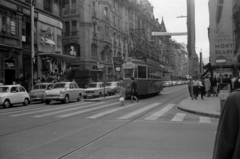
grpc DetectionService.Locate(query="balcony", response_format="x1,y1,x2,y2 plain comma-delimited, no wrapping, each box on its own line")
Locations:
92,11,97,18
63,32,70,37
71,31,78,36
71,9,77,14
102,36,111,43
63,10,69,15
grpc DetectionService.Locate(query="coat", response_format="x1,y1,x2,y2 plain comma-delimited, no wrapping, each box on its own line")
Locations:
212,89,240,159
204,78,211,91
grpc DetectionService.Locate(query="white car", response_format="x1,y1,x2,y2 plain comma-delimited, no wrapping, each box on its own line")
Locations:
106,82,121,95
43,82,85,105
29,83,53,103
84,82,111,98
0,85,30,108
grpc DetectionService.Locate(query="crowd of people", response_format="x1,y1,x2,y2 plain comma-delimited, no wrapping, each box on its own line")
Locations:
188,74,240,100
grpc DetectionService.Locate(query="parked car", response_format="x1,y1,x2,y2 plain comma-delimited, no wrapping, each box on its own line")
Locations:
163,81,170,87
0,85,30,108
84,82,111,98
106,82,121,95
29,83,53,103
172,81,177,86
43,82,85,105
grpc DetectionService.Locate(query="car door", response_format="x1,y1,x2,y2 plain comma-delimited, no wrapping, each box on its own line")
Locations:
73,83,79,99
19,87,27,102
68,83,74,100
9,86,20,104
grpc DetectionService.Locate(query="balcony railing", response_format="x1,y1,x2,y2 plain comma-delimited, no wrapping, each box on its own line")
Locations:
63,10,69,15
71,9,77,14
63,32,70,37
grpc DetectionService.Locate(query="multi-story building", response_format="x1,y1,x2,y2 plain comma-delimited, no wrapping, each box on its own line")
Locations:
62,0,167,87
0,0,71,85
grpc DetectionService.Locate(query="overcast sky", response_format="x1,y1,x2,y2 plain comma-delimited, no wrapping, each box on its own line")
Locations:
150,0,209,60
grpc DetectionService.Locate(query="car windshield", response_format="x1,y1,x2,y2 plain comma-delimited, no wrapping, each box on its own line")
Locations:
53,83,66,89
106,83,116,86
0,87,10,93
34,85,47,89
87,84,97,88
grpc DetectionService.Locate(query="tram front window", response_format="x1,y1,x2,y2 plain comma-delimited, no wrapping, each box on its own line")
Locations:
124,69,133,78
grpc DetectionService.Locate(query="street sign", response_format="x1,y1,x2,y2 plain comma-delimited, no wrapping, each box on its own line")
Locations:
112,57,123,72
215,56,227,65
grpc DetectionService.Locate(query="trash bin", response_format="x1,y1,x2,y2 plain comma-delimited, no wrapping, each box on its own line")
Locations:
218,83,230,112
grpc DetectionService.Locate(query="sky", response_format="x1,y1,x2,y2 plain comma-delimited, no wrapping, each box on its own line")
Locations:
149,0,210,62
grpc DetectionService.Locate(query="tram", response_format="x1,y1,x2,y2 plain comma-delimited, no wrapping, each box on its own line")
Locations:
122,58,164,97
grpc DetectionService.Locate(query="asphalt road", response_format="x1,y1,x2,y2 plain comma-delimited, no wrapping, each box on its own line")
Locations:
0,85,219,159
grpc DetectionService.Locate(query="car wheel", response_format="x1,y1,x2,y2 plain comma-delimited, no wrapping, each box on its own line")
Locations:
23,98,29,106
63,95,69,104
77,93,82,101
45,100,50,105
3,99,11,108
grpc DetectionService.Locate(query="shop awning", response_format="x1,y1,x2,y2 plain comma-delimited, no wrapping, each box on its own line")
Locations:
38,52,76,61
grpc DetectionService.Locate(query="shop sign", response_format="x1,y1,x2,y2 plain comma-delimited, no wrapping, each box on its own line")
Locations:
71,65,79,70
40,27,55,45
5,60,15,69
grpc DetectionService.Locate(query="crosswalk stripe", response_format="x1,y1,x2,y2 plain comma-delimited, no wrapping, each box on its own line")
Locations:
10,102,104,117
33,102,105,118
199,117,211,123
57,102,119,118
144,104,175,120
117,103,160,120
171,113,186,122
87,103,138,119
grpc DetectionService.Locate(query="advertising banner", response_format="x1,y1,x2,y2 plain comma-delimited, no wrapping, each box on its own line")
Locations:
209,0,234,67
112,57,123,72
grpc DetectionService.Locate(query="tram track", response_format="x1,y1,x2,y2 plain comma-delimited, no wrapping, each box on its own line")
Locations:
3,87,188,159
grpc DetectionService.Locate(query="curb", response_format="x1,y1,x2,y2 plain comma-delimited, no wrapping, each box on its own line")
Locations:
84,95,119,102
176,98,221,118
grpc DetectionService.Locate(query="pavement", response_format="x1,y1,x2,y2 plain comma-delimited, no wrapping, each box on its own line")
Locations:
84,92,222,118
177,96,221,118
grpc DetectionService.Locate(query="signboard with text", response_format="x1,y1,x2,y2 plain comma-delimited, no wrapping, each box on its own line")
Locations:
112,57,123,72
209,0,234,66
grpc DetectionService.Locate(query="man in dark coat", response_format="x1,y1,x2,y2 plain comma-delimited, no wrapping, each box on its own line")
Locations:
212,89,240,159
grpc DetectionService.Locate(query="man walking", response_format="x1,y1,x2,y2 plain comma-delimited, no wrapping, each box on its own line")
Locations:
204,76,211,97
130,77,139,103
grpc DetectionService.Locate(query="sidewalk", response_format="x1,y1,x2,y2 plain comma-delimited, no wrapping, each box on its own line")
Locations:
177,96,221,118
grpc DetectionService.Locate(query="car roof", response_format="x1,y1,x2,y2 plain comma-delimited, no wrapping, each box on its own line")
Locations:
35,83,52,85
0,85,22,87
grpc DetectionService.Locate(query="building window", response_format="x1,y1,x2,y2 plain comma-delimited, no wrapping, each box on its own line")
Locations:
0,8,17,37
64,43,80,57
43,0,52,13
72,21,77,36
91,44,97,60
104,7,108,17
64,22,70,36
62,0,70,15
71,0,77,14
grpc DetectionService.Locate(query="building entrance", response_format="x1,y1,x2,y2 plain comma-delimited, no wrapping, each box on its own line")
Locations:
4,60,16,85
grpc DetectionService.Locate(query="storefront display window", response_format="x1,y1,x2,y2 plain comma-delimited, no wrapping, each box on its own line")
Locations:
0,8,17,37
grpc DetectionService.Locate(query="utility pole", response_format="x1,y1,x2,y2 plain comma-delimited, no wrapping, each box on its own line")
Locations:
30,0,35,89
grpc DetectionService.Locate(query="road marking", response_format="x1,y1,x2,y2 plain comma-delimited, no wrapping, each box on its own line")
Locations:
87,103,138,119
10,102,104,117
117,103,160,120
33,102,105,118
171,113,186,122
144,104,175,120
57,102,119,118
199,117,211,123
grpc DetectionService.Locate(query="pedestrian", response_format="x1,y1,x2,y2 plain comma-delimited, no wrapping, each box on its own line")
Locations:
119,84,126,106
233,77,240,90
192,78,199,99
212,88,240,159
199,78,205,100
130,77,139,103
204,76,211,97
188,78,193,98
223,74,232,92
212,76,218,96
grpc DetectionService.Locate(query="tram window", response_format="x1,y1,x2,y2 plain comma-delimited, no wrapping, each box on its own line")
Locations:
138,66,146,78
134,68,138,78
148,68,150,79
124,69,133,78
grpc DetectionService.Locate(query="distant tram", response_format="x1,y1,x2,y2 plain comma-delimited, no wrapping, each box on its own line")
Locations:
122,58,163,97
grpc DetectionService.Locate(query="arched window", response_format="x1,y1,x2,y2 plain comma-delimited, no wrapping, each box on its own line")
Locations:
91,44,97,60
104,7,108,17
64,43,80,57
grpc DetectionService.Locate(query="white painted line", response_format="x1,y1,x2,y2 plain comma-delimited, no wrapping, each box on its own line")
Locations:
34,102,105,117
171,113,186,122
118,103,160,120
199,117,211,123
10,102,104,117
144,104,175,120
87,103,138,119
57,102,119,118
